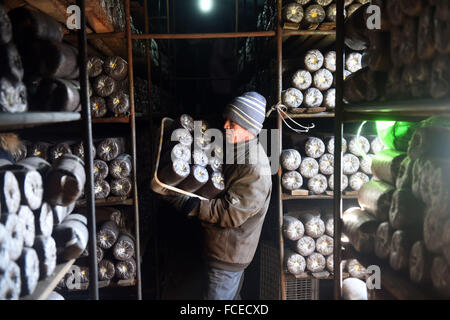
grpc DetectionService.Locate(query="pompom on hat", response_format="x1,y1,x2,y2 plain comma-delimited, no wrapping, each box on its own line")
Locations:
223,92,267,135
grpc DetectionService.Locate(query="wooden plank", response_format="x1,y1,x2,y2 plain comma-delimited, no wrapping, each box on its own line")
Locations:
85,0,114,33
23,0,70,24
2,0,27,12
21,260,75,300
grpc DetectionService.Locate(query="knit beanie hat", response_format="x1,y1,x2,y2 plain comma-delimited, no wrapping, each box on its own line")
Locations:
223,92,267,135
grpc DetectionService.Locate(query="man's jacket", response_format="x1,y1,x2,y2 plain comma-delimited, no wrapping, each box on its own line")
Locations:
193,139,272,271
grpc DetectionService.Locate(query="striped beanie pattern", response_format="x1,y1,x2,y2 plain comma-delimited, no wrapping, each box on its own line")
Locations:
223,92,267,135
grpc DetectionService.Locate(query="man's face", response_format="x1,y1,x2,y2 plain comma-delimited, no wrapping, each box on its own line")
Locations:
224,119,255,144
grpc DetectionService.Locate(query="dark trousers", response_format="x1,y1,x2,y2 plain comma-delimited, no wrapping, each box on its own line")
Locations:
203,266,245,300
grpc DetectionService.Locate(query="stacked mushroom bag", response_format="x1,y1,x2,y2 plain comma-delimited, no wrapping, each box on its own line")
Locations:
283,210,338,277
344,118,450,298
8,7,81,112
88,55,130,118
157,114,225,200
0,148,87,299
282,47,364,114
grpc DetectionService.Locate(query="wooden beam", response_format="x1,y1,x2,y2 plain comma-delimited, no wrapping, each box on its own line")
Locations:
85,0,114,33
23,0,69,23
1,0,27,12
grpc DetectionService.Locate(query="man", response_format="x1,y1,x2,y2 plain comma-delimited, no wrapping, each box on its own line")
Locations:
167,92,272,300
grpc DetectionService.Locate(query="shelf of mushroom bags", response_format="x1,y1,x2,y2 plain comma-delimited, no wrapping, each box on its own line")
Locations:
279,44,366,117
340,1,450,121
0,149,91,300
280,129,386,200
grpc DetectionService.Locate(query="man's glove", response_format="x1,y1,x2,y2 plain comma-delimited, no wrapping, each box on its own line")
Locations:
160,194,200,216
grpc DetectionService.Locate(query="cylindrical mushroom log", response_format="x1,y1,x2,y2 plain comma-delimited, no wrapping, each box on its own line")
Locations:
306,252,326,273
283,215,305,241
409,241,432,285
98,259,115,281
33,202,53,237
389,189,424,234
0,261,20,300
53,218,88,261
304,49,324,72
110,177,132,197
374,221,393,260
292,70,312,90
28,142,51,160
328,173,348,191
107,91,130,115
323,88,335,109
192,149,209,167
0,43,24,83
316,235,333,256
346,52,363,73
304,5,326,24
307,174,328,195
94,179,110,200
0,78,27,113
284,248,306,275
97,221,119,250
48,143,72,164
0,223,10,270
18,157,51,177
324,51,336,72
87,56,103,78
52,202,75,225
319,153,334,175
299,213,325,238
45,154,86,206
173,114,195,132
282,171,304,191
408,126,450,161
17,205,35,248
0,4,12,45
8,7,63,42
283,3,304,24
349,172,370,191
359,154,373,175
115,258,137,280
299,157,319,179
93,160,109,181
343,207,379,254
176,165,209,193
196,171,225,199
170,128,193,146
282,88,304,109
389,230,413,271
358,180,395,221
370,136,385,155
323,215,333,237
423,210,446,254
395,157,412,190
93,75,117,97
304,137,326,159
0,170,21,214
348,136,370,157
90,96,107,118
33,79,80,112
166,143,191,163
104,56,128,81
109,154,132,179
33,235,56,280
2,213,24,261
113,234,135,261
326,137,347,154
96,138,125,162
371,149,406,185
17,247,39,296
431,256,450,297
343,153,360,175
158,159,190,186
10,168,43,211
347,259,367,279
295,236,316,256
313,69,333,91
281,149,302,171
303,88,323,108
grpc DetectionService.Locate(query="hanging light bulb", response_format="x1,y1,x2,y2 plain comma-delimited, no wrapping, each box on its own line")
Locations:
199,0,213,12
